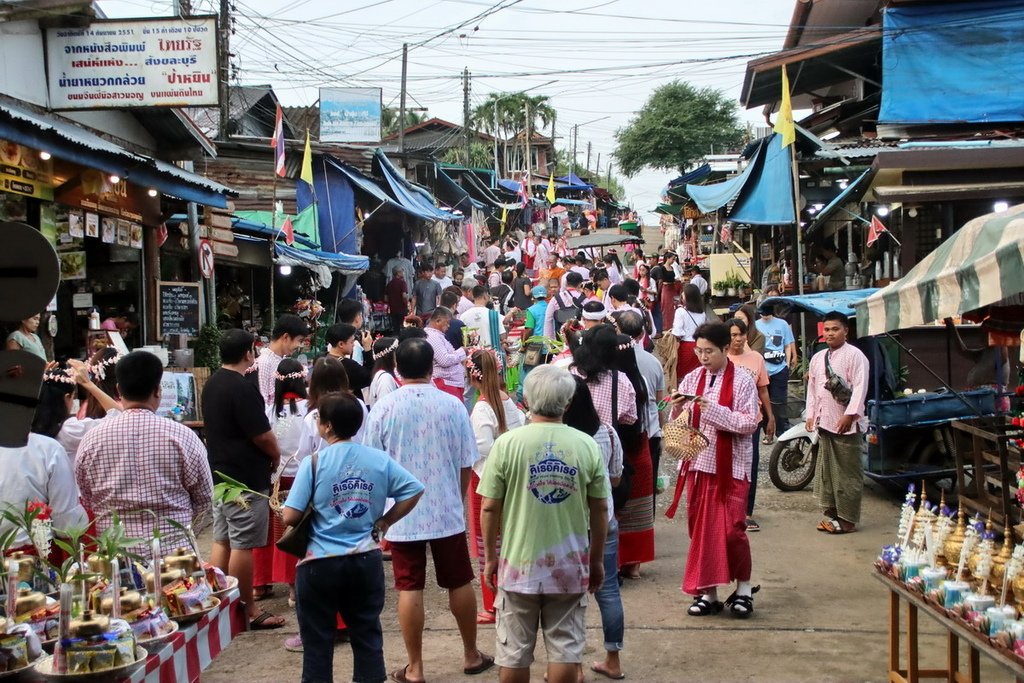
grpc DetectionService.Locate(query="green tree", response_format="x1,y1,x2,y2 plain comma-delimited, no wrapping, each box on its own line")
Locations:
382,108,427,137
613,81,743,176
441,142,492,169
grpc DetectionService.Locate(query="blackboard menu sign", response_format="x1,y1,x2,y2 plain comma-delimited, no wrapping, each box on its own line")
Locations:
158,281,200,338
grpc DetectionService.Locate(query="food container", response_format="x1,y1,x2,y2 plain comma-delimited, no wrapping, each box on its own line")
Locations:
922,567,948,592
965,593,996,614
943,580,970,608
98,589,142,616
163,548,200,575
143,569,186,593
67,612,109,640
14,589,45,617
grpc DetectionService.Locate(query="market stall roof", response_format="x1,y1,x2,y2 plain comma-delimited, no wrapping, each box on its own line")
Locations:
855,203,1024,336
0,99,234,208
654,203,684,216
274,242,368,275
323,157,424,220
373,150,458,222
434,165,484,214
567,232,643,250
806,167,875,234
762,289,878,318
555,198,592,206
557,172,591,187
234,207,320,249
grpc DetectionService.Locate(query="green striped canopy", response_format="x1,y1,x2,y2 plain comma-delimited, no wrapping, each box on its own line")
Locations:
855,203,1024,335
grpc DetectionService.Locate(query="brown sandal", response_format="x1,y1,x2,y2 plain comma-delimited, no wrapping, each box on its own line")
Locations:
249,610,285,630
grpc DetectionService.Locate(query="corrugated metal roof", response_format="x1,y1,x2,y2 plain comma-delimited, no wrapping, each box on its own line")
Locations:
0,98,232,197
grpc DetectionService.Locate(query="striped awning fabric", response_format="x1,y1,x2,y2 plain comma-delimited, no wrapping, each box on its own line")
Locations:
855,203,1024,336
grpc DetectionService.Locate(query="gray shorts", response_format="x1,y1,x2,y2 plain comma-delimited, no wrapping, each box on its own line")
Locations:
495,589,588,669
212,490,270,550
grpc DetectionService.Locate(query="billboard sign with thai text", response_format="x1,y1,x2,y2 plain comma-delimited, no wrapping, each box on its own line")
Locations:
45,16,219,110
319,87,382,143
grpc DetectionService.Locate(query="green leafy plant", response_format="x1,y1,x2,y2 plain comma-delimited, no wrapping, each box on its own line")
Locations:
213,471,271,510
713,280,730,292
194,324,222,370
49,525,96,585
91,513,146,565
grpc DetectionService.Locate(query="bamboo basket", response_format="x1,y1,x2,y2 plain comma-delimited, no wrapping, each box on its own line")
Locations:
662,410,709,462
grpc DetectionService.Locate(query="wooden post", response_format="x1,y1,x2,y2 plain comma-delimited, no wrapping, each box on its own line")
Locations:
890,590,900,674
398,43,408,156
908,602,919,683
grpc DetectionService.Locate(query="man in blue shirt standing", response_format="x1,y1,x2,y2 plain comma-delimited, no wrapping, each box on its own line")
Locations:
755,303,797,434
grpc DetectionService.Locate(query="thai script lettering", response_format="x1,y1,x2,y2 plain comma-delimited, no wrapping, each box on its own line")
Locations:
164,70,212,85
144,55,198,66
529,461,578,477
70,58,125,68
59,73,145,87
63,43,146,54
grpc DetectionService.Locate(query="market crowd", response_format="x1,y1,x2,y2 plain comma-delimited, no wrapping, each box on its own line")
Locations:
0,227,872,683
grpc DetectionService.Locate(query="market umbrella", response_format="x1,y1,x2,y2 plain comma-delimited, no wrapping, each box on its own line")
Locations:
855,203,1024,336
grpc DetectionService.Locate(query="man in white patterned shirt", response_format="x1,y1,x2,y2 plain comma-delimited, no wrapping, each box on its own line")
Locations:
424,307,468,400
76,351,213,554
248,313,308,407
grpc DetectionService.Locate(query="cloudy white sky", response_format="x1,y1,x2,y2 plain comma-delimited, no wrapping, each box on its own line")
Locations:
99,0,797,221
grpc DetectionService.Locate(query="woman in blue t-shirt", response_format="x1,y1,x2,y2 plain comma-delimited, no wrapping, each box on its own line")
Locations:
283,393,424,683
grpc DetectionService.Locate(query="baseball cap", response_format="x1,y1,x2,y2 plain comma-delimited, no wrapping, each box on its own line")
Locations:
531,285,547,299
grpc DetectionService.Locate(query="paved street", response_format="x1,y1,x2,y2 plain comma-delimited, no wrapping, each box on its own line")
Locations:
203,450,1010,682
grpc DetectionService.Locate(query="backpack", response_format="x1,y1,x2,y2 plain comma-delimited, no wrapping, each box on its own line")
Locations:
552,290,586,326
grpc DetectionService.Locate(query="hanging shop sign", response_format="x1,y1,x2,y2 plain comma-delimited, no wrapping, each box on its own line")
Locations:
319,87,382,143
45,16,219,110
0,139,54,200
56,170,161,226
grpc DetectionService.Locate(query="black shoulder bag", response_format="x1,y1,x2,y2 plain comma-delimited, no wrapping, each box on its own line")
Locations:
276,453,318,558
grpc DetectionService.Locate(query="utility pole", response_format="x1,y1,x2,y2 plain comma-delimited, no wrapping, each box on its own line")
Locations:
525,99,532,177
595,152,601,177
586,141,592,175
217,0,230,141
571,124,578,175
462,68,471,167
549,111,556,173
493,98,500,178
607,164,612,187
398,43,408,155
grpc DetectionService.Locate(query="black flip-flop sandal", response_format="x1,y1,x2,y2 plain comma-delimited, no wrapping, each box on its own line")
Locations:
725,585,760,619
687,596,724,616
463,653,495,675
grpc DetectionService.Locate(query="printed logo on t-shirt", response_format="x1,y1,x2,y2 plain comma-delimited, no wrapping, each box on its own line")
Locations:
331,477,373,519
528,443,579,505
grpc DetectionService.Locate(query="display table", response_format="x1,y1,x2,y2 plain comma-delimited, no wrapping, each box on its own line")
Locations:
129,586,245,683
875,572,1024,683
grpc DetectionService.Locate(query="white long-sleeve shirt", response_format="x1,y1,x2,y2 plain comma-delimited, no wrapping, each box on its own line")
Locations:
470,397,526,476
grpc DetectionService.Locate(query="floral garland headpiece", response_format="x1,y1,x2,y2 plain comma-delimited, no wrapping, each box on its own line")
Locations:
88,352,123,381
372,338,399,361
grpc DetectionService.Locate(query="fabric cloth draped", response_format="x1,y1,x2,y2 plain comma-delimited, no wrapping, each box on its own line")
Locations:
469,471,499,614
682,468,751,595
616,434,655,567
813,430,865,525
676,341,700,382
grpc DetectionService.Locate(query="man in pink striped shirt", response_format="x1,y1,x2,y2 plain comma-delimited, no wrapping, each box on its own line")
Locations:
805,312,870,534
424,307,468,401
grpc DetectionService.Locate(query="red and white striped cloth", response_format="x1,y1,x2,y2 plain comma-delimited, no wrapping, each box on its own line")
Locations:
129,587,246,683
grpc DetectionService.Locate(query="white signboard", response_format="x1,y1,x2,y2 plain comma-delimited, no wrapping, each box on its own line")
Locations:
46,16,219,110
319,87,382,143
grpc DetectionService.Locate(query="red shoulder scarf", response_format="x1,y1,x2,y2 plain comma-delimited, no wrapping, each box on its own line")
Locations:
666,359,736,518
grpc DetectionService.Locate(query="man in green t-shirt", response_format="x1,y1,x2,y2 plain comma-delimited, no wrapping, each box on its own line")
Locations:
478,365,609,683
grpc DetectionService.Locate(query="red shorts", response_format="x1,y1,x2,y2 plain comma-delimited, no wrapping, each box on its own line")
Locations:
389,533,474,591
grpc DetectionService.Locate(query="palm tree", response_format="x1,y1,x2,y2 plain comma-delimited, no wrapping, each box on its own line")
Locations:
381,108,427,137
472,92,555,176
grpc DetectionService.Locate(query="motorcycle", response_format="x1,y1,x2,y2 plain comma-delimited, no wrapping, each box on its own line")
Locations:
768,423,818,492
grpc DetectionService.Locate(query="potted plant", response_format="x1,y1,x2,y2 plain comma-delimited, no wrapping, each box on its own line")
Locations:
725,275,739,297
712,280,728,297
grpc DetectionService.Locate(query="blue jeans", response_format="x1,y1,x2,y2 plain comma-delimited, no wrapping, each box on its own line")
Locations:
767,366,790,433
296,551,386,683
594,520,624,651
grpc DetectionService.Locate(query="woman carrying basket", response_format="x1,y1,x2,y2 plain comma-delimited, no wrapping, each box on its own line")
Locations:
665,322,761,619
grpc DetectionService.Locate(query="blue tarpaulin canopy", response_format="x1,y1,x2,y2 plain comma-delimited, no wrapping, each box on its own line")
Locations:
274,242,368,274
685,134,795,225
374,150,458,221
557,172,591,187
555,198,592,206
729,133,796,225
762,289,879,318
807,168,875,234
668,164,712,188
880,0,1024,124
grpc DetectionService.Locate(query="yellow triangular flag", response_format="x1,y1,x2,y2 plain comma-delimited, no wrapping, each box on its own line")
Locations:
500,206,508,226
300,130,314,187
546,173,557,204
774,66,796,148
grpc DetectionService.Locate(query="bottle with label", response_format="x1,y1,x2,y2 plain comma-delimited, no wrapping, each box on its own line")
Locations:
88,308,100,331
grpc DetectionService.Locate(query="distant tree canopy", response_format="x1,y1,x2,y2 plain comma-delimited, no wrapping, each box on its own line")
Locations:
382,108,427,137
613,81,744,177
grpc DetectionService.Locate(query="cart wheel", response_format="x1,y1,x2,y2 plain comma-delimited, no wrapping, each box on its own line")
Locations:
768,437,817,492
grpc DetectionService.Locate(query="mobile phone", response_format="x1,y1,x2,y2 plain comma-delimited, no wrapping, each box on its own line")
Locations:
672,392,697,400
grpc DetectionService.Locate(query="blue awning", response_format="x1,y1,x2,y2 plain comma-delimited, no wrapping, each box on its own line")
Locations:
497,179,523,193
0,100,233,208
374,150,458,221
557,172,591,187
728,133,796,225
807,168,875,234
686,143,763,214
668,164,712,188
555,198,592,206
762,289,879,317
275,242,368,275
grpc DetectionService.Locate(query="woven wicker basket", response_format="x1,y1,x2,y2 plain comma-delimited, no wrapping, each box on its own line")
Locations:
662,412,709,462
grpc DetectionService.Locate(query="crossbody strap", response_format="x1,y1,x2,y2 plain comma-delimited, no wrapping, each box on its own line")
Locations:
611,370,619,430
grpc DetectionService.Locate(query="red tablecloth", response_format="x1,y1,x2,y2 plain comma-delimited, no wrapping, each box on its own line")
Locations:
129,587,245,683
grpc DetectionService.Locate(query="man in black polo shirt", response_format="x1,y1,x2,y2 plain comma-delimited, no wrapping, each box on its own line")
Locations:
203,329,284,629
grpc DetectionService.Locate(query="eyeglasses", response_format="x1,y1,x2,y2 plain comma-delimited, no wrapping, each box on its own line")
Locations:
693,347,719,356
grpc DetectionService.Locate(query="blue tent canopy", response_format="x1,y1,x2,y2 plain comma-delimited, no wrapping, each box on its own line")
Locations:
374,150,458,221
686,142,763,214
729,133,796,225
668,164,712,188
275,242,368,274
807,168,875,234
556,172,591,187
761,289,879,318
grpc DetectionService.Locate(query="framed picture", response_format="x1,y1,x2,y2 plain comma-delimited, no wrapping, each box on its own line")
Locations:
101,217,116,244
85,212,99,238
68,209,84,238
129,223,143,249
116,219,130,246
58,250,86,280
760,242,773,261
